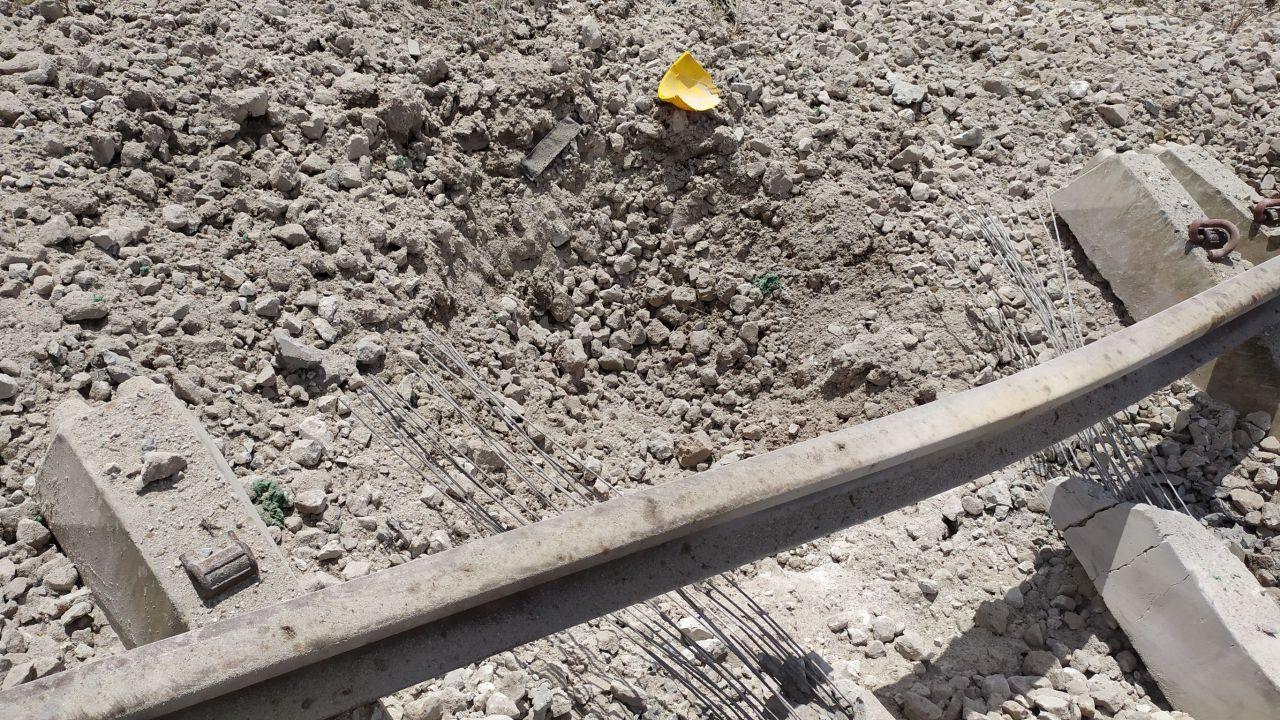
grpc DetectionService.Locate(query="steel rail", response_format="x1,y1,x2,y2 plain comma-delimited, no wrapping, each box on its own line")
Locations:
6,257,1280,720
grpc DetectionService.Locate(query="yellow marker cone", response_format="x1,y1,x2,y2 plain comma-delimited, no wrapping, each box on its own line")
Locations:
657,52,721,112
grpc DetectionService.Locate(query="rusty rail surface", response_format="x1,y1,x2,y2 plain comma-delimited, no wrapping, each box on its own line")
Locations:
5,257,1280,720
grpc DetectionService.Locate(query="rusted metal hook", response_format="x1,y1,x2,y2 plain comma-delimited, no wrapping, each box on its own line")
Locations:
1254,198,1280,226
1187,218,1240,260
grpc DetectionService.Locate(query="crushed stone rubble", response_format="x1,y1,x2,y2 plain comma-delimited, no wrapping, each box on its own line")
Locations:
0,0,1278,717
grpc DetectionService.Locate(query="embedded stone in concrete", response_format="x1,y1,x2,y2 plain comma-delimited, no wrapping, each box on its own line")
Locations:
1151,143,1280,266
34,376,297,648
1044,477,1280,720
1051,151,1244,321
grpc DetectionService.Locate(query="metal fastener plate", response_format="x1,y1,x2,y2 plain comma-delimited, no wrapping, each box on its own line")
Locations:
180,532,259,600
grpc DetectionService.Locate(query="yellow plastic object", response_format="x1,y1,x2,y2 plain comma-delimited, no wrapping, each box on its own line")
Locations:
657,52,721,112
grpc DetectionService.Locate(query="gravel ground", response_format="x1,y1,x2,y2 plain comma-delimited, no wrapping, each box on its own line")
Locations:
0,0,1278,718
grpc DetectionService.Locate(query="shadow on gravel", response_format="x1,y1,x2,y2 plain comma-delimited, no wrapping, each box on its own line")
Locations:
873,546,1171,720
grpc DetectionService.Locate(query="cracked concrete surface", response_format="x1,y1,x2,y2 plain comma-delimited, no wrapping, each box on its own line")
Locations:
1044,478,1280,720
1045,475,1120,531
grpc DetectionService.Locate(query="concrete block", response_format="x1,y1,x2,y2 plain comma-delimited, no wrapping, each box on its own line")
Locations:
1043,478,1280,720
1050,151,1243,322
1151,143,1280,266
34,377,296,647
1054,151,1280,436
862,688,895,720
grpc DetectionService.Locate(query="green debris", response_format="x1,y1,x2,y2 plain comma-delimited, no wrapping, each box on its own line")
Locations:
753,272,782,296
249,478,290,528
393,154,411,170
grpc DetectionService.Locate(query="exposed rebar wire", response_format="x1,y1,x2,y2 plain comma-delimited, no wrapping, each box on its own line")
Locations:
360,378,774,717
418,331,612,498
417,343,862,715
348,390,507,533
413,331,862,716
350,337,861,719
364,377,534,525
964,200,1188,513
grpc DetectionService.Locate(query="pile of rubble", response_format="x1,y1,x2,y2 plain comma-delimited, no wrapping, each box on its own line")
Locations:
1,0,1278,717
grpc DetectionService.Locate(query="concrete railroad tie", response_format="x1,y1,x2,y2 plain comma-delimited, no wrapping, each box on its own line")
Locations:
1044,477,1280,720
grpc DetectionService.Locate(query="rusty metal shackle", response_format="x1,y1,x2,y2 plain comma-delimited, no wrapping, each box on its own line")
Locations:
1188,218,1240,260
1254,198,1280,226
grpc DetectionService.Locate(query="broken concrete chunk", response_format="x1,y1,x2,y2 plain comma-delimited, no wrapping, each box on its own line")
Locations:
293,488,328,515
333,71,379,107
99,350,142,385
273,330,325,371
0,372,18,399
521,116,581,179
553,338,588,375
160,204,195,232
1,661,37,690
899,692,941,720
87,132,118,165
55,289,110,322
61,600,93,627
1096,103,1130,128
675,431,714,468
973,600,1009,635
0,50,57,86
342,560,372,580
15,517,51,549
271,223,310,247
950,127,983,148
888,75,926,106
354,335,387,370
290,437,324,467
218,87,269,122
0,91,23,125
42,560,78,592
140,451,187,486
